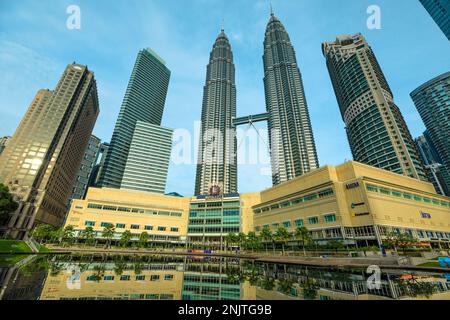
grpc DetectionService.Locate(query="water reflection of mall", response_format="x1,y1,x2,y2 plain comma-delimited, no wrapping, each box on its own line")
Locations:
1,255,450,300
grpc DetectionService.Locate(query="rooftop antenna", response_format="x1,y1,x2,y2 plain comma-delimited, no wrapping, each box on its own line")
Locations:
221,18,224,32
270,2,274,16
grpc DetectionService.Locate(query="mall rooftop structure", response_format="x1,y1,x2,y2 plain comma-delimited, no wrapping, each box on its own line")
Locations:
65,161,450,249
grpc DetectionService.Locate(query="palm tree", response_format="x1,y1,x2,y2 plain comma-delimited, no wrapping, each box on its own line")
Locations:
62,225,75,247
275,226,291,255
138,232,149,248
225,233,237,252
80,226,96,246
294,226,312,256
259,226,273,254
102,224,116,248
247,232,258,253
237,232,247,252
119,230,132,248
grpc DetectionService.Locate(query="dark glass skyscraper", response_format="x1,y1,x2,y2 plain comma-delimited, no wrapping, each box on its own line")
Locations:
99,48,171,190
322,34,427,181
194,29,237,196
411,72,450,195
263,12,319,186
419,0,450,41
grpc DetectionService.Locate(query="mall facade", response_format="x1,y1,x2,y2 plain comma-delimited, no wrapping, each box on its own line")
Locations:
65,161,450,249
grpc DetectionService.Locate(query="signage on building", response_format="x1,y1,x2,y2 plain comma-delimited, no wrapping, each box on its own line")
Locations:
346,182,360,189
209,184,222,197
420,211,431,219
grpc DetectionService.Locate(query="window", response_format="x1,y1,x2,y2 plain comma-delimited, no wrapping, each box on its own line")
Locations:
135,275,145,281
170,227,179,232
100,222,112,228
120,275,131,281
104,275,114,281
116,223,125,229
145,225,153,231
324,214,337,223
164,274,174,281
308,217,319,225
85,221,95,227
150,275,160,281
295,219,304,227
103,205,118,211
272,223,279,229
158,226,166,232
87,203,103,209
131,224,140,230
283,221,291,228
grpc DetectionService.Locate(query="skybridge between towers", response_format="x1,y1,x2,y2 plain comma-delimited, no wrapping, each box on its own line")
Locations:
232,112,270,127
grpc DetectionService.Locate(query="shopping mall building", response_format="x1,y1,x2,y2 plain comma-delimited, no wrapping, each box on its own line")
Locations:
65,161,450,249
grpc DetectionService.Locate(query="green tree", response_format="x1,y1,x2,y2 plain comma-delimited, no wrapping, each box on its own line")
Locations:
31,224,56,244
138,232,149,248
61,225,75,247
102,224,116,248
327,240,345,253
119,230,132,248
50,227,64,244
237,232,247,251
80,226,96,246
246,232,259,253
260,226,274,254
294,226,312,256
384,232,418,254
225,233,238,252
0,183,19,226
274,226,291,255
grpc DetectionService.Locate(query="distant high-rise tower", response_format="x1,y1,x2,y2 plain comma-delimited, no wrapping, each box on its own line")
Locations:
263,12,319,186
68,135,102,204
98,48,172,192
419,0,450,41
0,64,99,238
0,136,11,155
194,29,237,196
121,122,173,193
411,72,450,195
415,133,450,195
322,34,427,181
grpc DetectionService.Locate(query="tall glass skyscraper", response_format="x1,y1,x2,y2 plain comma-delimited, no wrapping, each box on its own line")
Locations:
419,0,450,41
99,48,171,191
411,72,450,195
263,12,319,186
194,29,237,196
121,122,173,193
415,132,450,195
0,64,99,238
322,34,427,181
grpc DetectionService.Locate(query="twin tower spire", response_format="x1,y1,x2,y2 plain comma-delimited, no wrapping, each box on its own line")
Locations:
194,12,319,196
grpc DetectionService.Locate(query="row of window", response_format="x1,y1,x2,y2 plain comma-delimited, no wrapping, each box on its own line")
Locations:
254,188,334,214
87,274,174,282
85,221,179,233
366,184,450,207
86,203,183,217
190,201,240,209
189,209,239,218
255,214,337,231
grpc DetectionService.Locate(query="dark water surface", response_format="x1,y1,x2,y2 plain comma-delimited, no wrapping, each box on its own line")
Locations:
1,254,449,300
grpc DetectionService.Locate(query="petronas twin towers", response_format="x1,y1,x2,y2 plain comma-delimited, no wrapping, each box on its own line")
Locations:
195,12,319,196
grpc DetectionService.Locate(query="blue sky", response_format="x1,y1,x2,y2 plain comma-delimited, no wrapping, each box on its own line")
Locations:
1,0,449,196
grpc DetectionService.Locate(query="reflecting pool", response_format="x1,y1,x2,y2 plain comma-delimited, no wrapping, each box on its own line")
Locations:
1,254,449,300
